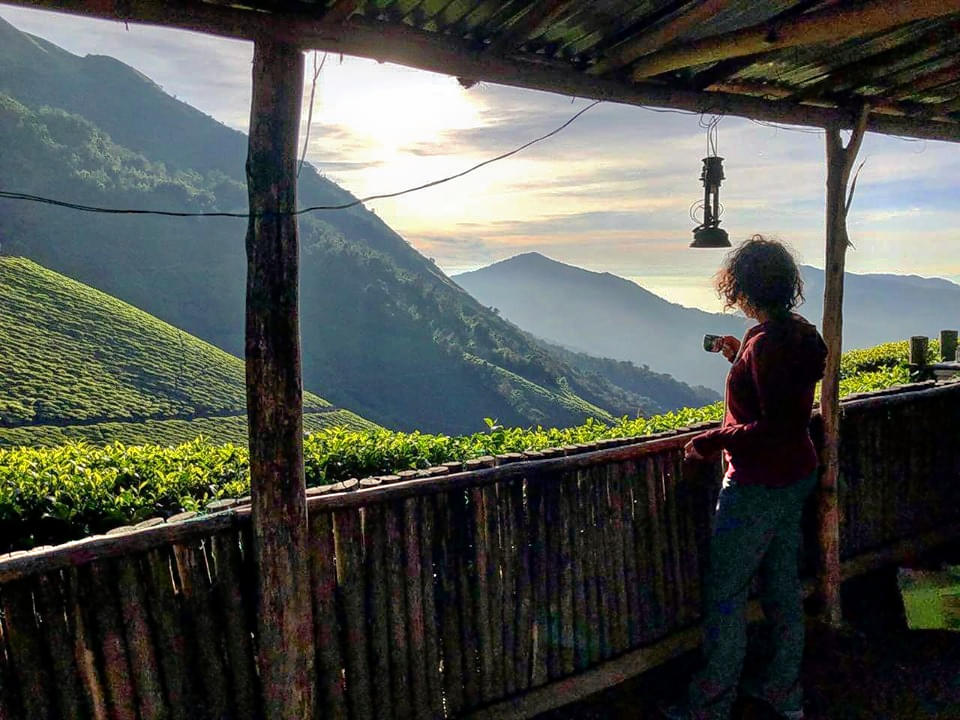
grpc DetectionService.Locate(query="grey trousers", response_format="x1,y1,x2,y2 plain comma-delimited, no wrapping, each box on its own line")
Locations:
686,471,819,719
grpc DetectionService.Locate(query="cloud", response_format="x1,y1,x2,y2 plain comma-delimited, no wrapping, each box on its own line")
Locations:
2,5,959,311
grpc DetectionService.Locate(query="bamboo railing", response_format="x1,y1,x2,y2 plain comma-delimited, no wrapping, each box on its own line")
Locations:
0,381,958,720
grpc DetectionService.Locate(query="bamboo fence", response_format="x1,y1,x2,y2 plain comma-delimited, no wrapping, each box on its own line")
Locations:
0,381,957,719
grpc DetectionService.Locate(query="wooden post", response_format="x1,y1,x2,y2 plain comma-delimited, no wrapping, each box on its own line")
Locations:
910,336,929,368
939,330,958,362
818,107,869,627
245,38,314,718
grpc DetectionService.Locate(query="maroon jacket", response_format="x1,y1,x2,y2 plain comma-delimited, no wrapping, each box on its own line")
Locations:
691,313,827,488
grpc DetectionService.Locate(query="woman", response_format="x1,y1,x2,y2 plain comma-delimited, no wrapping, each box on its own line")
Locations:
660,236,827,720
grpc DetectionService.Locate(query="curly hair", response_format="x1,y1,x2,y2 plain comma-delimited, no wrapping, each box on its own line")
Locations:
715,235,804,315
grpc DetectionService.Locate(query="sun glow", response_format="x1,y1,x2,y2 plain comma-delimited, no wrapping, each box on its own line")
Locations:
309,57,482,158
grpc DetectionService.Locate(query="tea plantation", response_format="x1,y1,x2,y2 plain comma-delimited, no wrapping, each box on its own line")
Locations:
0,257,374,447
0,338,935,552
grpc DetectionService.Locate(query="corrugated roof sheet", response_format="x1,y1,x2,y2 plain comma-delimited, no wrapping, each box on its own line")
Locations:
11,0,960,140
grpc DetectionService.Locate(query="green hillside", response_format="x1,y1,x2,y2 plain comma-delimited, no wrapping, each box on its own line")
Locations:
0,257,373,446
0,15,715,434
1,339,934,552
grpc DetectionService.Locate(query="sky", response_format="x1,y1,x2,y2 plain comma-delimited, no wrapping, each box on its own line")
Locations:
2,5,959,312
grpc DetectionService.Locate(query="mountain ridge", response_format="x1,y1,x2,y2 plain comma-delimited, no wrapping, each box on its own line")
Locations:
0,14,715,433
455,252,960,392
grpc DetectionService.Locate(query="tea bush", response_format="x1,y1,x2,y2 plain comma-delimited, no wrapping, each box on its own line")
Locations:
0,342,931,551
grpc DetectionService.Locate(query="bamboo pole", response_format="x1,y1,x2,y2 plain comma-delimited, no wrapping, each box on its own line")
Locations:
245,38,314,719
590,0,733,75
628,0,960,79
818,105,870,626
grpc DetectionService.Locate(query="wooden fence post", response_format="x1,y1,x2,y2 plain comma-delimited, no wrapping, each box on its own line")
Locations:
939,330,958,362
245,38,314,718
910,336,929,368
818,107,869,627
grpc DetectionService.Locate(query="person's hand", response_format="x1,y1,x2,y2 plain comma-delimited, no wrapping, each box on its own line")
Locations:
683,439,705,462
718,335,740,362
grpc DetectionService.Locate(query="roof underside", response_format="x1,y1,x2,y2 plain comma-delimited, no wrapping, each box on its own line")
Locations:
11,0,960,141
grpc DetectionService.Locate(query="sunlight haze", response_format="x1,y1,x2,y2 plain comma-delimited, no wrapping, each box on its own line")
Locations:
2,4,959,311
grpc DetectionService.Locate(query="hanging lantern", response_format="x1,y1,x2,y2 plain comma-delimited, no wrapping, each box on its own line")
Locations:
690,155,731,248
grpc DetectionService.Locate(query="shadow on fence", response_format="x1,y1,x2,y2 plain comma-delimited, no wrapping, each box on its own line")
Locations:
1,381,958,719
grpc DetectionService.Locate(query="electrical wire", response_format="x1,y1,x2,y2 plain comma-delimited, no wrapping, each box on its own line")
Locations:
298,51,328,178
0,100,602,219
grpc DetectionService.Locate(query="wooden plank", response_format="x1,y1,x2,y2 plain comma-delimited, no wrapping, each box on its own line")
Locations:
402,497,430,719
578,470,601,666
362,501,393,720
0,601,21,719
605,463,630,654
85,562,138,720
558,472,576,676
618,460,642,647
499,481,518,696
645,457,669,637
511,478,533,692
432,492,465,715
628,0,960,79
677,454,703,624
32,573,86,720
544,477,561,678
172,540,231,719
570,470,589,671
418,496,445,718
0,512,239,585
528,477,549,687
0,580,54,719
141,548,192,720
65,568,110,720
470,486,496,700
308,510,348,720
333,506,374,720
112,555,166,720
210,531,259,718
385,500,413,719
245,37,313,720
629,460,657,645
664,455,686,630
483,484,506,697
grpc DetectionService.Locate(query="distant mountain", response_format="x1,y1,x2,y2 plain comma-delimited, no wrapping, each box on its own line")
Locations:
455,253,747,392
797,266,960,352
0,257,373,447
0,15,712,434
455,254,960,392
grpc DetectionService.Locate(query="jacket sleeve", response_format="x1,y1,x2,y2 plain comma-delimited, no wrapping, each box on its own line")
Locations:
691,335,809,457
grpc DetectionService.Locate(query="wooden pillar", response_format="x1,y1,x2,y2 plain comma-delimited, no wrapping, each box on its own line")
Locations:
818,107,869,626
939,330,958,362
245,38,314,718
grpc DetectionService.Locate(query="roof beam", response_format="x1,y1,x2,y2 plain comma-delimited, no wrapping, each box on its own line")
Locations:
680,0,827,91
6,0,960,143
589,0,732,76
628,0,960,80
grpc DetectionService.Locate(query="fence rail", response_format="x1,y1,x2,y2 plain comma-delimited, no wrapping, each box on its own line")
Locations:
1,381,958,719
